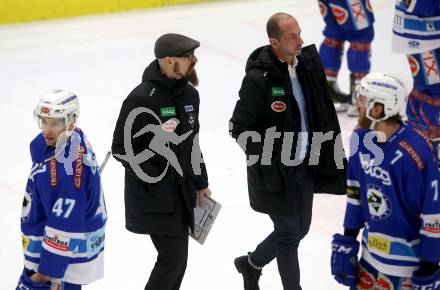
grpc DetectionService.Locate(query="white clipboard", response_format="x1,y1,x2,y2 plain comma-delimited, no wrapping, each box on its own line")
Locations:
190,196,221,245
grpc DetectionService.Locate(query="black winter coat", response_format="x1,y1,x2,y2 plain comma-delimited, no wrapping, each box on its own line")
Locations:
112,60,208,236
230,44,346,216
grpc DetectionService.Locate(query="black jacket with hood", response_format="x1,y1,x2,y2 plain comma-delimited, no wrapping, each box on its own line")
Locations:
230,44,346,216
112,60,208,236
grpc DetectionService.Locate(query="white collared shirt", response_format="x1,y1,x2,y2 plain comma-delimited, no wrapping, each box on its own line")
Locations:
287,57,309,161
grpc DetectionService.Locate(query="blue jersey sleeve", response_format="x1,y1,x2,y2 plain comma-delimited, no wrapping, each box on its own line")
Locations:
418,154,440,263
397,0,440,16
343,131,365,231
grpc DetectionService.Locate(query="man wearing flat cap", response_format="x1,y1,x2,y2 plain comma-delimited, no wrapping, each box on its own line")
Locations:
112,33,211,290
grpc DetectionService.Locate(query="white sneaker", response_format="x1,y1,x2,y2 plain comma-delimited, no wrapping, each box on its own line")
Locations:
334,102,349,113
347,105,359,117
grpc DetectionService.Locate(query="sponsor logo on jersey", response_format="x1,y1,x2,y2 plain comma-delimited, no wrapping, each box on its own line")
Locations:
329,3,349,25
271,87,285,97
422,50,440,85
318,1,327,17
184,105,194,112
423,218,440,234
368,235,391,254
376,273,394,290
271,101,286,112
162,118,178,132
367,185,392,220
44,232,69,252
50,157,57,187
358,266,375,289
359,154,391,186
22,236,30,251
74,145,84,189
398,140,425,170
407,55,420,77
160,107,177,117
348,0,369,29
87,229,105,257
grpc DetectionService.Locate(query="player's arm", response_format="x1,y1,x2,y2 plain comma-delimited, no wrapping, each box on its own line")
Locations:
331,138,364,287
412,153,440,288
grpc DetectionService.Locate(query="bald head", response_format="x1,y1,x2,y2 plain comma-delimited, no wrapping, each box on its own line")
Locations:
267,12,296,40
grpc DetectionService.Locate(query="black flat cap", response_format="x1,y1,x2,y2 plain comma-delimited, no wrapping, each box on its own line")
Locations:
154,33,200,58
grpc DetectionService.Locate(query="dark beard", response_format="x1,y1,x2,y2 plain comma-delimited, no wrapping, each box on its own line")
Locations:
358,110,372,129
185,67,199,87
173,63,199,87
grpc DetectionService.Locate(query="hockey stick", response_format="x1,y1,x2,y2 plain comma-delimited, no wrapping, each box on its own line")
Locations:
99,151,112,174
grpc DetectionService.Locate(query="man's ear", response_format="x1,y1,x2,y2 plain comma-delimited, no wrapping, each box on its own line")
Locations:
269,37,279,50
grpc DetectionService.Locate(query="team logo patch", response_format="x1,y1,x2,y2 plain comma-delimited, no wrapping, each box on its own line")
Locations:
329,3,349,25
367,185,392,220
184,105,194,112
422,50,440,85
358,266,375,289
188,113,195,128
408,41,420,48
271,87,285,96
271,101,286,112
407,55,420,77
160,107,176,117
376,273,394,290
318,1,327,17
21,191,31,222
162,118,178,132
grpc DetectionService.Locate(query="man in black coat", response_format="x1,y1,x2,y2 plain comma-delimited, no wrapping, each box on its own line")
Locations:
112,33,211,290
230,13,346,290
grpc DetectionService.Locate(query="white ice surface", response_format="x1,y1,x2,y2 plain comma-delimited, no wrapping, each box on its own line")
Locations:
0,0,410,289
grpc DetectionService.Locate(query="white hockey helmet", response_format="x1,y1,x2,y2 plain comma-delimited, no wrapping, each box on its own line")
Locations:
34,89,79,126
356,72,406,123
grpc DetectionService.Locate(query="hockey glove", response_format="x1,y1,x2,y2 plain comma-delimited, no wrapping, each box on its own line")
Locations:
16,269,51,290
331,233,359,286
412,268,440,290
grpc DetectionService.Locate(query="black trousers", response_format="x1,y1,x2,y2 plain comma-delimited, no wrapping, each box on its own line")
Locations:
250,165,314,290
145,235,189,290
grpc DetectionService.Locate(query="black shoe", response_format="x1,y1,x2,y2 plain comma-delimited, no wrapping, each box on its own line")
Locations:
234,254,262,290
328,81,350,103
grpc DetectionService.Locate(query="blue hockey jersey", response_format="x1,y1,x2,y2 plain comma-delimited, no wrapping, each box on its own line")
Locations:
392,0,440,54
21,129,107,285
343,123,440,277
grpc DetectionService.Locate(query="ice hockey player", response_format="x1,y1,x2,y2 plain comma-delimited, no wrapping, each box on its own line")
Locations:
392,0,440,165
330,72,440,289
16,90,107,290
318,0,375,116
